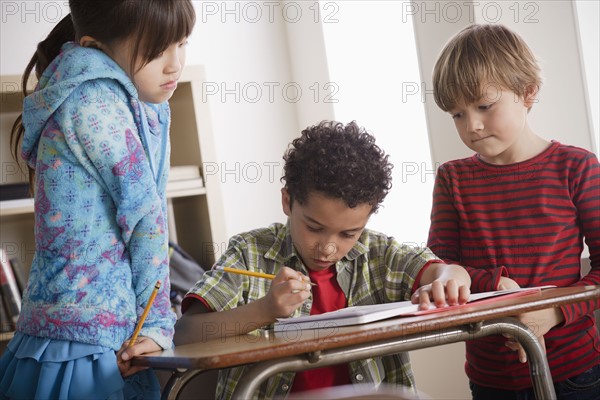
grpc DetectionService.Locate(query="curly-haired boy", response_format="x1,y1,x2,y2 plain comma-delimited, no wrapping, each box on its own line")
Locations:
175,121,471,399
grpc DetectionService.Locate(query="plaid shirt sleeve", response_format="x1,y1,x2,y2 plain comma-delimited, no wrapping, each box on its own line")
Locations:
183,225,296,400
185,233,267,312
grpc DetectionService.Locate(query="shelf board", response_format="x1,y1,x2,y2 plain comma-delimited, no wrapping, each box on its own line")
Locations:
0,187,207,216
0,198,34,216
166,186,207,199
0,331,15,344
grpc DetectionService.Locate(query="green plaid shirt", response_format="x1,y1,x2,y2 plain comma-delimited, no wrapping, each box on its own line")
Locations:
185,222,439,400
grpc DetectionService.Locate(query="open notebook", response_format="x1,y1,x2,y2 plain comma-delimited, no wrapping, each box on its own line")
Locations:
274,286,554,332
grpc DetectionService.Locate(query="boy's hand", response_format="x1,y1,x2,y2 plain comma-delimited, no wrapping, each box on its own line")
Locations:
503,307,564,363
117,336,161,377
497,276,520,290
411,263,471,310
263,266,312,319
496,276,564,363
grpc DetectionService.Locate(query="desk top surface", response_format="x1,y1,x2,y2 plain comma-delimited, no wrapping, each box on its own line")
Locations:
133,285,600,370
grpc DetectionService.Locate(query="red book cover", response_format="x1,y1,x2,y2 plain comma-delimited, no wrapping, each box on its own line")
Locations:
0,248,21,326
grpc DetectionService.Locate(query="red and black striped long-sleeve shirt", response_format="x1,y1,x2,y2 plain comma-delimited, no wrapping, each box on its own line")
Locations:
427,141,600,389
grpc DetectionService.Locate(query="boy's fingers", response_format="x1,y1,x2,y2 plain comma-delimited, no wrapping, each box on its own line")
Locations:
445,279,459,305
286,274,312,292
430,280,447,307
283,277,312,299
290,281,312,293
458,285,470,304
300,275,314,286
416,290,432,310
410,290,419,304
504,340,527,362
278,267,297,281
518,347,527,363
278,267,311,287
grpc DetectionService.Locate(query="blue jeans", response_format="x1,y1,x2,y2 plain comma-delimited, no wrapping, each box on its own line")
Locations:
469,363,600,400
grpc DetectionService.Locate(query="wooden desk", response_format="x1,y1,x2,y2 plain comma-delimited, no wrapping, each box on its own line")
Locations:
134,286,600,400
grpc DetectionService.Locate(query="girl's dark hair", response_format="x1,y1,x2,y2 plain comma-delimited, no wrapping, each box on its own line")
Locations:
282,121,393,213
11,0,196,187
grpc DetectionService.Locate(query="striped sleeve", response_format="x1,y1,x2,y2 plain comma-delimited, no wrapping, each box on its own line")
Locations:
561,151,600,325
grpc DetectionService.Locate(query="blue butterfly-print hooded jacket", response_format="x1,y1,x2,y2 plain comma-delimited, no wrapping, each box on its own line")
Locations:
17,42,175,350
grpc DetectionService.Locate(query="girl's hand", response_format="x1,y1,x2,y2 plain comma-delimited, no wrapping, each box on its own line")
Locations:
117,336,161,377
262,266,312,319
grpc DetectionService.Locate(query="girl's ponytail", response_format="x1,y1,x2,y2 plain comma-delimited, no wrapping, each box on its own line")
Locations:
11,14,75,188
30,14,76,81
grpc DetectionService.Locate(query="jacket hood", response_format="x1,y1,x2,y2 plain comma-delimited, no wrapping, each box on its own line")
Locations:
21,42,137,168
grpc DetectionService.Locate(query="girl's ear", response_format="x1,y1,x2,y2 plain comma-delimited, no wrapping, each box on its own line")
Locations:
524,84,539,109
79,35,101,49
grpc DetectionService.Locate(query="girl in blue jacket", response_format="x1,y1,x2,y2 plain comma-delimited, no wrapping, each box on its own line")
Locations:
0,1,195,398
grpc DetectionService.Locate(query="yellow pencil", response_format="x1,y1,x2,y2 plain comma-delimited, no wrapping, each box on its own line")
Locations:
129,280,161,347
222,267,317,286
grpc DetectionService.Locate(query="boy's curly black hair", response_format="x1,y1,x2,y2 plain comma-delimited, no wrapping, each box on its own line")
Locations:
282,120,393,213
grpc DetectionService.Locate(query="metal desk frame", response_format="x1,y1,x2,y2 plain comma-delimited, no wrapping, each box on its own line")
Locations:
234,318,552,399
134,286,600,400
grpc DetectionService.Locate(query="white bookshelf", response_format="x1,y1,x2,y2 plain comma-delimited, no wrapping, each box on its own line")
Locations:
0,65,226,280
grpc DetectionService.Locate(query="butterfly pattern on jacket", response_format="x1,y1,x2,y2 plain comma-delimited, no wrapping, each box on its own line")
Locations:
112,128,147,182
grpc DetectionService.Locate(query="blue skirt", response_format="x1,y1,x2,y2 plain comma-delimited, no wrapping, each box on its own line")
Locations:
0,332,160,400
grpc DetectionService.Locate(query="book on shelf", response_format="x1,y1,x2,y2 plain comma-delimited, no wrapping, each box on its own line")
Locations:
0,249,22,327
273,286,555,332
169,165,201,181
0,182,30,201
166,177,204,193
0,296,13,332
167,165,204,195
8,257,27,295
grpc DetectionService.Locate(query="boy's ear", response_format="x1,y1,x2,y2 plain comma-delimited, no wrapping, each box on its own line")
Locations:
524,84,539,108
281,188,292,217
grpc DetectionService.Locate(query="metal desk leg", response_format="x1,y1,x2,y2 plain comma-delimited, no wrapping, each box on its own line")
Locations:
161,369,206,400
484,319,555,400
232,318,556,400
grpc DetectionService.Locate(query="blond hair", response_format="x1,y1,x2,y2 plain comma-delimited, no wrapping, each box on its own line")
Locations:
433,24,542,111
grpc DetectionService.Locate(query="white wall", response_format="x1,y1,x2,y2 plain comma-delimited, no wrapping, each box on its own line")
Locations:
0,1,297,244
413,0,597,166
576,0,600,154
320,1,435,245
177,2,302,238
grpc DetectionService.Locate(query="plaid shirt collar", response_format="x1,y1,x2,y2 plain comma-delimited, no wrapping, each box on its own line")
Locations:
263,221,370,268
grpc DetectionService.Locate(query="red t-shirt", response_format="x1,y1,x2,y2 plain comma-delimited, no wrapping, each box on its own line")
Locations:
290,265,351,392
